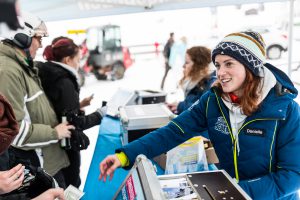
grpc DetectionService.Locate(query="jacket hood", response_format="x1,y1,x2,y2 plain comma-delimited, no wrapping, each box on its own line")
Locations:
37,61,79,91
249,63,298,120
0,42,28,68
264,63,298,98
51,61,80,86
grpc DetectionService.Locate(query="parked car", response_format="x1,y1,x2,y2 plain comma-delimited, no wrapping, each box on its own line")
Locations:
246,27,288,60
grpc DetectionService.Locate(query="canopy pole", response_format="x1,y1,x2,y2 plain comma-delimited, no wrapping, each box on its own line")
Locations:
287,0,294,77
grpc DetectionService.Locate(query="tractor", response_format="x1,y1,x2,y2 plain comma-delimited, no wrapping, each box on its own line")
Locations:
85,25,132,80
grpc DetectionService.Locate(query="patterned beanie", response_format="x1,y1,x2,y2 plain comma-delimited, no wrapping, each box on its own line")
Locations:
212,31,266,77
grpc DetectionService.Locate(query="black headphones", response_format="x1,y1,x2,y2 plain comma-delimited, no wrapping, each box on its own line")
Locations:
12,32,32,49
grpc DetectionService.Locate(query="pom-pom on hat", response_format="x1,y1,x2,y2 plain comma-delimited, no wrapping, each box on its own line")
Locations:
212,31,266,77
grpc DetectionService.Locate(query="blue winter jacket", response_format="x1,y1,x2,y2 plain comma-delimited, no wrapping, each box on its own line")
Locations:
177,71,216,114
117,63,300,200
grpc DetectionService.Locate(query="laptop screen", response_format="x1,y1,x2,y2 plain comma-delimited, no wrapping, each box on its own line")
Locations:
113,155,165,200
106,89,137,117
114,164,146,200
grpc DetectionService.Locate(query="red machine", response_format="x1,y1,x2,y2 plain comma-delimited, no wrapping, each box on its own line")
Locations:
84,25,133,80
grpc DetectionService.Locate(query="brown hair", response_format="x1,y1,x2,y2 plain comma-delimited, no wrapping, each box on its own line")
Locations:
180,46,211,85
43,37,79,62
213,67,262,116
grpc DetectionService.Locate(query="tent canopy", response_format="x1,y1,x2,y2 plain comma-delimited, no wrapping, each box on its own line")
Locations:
20,0,296,76
20,0,288,22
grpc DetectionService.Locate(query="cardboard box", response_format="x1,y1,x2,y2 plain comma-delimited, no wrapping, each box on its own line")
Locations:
205,147,219,164
204,140,219,164
153,153,167,170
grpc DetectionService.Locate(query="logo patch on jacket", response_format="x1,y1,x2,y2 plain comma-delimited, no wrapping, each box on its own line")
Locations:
245,128,265,137
188,99,199,111
214,116,230,135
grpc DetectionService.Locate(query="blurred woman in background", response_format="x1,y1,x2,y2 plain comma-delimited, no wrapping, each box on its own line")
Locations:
167,46,216,114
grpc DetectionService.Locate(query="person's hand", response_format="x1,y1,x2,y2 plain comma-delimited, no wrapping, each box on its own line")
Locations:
167,102,178,113
0,164,25,194
55,122,75,140
80,94,94,108
32,188,65,200
99,154,121,182
96,106,107,117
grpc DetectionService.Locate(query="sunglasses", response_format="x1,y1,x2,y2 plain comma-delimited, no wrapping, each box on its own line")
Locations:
33,36,42,44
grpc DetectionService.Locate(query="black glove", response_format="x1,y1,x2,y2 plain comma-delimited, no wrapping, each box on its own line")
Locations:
65,110,101,130
70,129,90,151
65,110,82,128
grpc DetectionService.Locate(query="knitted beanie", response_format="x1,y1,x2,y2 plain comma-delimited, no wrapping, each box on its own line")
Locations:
212,31,266,77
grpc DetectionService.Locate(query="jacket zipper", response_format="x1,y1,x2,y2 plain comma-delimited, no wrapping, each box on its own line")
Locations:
214,91,282,182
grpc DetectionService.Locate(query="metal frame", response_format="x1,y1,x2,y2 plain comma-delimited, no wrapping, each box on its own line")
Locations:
20,0,289,21
112,155,166,200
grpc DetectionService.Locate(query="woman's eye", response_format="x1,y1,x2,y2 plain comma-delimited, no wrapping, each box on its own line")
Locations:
225,62,232,67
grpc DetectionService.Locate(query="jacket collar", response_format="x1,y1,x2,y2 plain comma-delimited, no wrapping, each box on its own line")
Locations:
51,61,80,85
0,42,37,76
255,83,291,119
213,84,289,121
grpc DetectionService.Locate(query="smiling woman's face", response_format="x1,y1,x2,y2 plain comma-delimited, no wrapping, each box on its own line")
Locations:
214,54,246,96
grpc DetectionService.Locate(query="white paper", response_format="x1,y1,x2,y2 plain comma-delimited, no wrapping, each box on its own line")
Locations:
64,185,85,200
160,177,197,199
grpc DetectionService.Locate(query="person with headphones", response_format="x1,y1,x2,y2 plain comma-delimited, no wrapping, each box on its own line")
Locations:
0,12,74,188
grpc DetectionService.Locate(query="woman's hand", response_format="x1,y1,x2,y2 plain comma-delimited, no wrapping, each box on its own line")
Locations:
167,102,178,113
55,122,75,140
80,94,94,108
0,164,24,194
99,154,121,182
32,188,65,200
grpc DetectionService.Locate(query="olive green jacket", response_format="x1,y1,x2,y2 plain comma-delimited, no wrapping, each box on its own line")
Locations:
0,42,69,175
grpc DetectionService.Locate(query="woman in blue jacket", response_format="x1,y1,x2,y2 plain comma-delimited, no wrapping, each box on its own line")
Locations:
99,31,300,199
167,46,216,114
